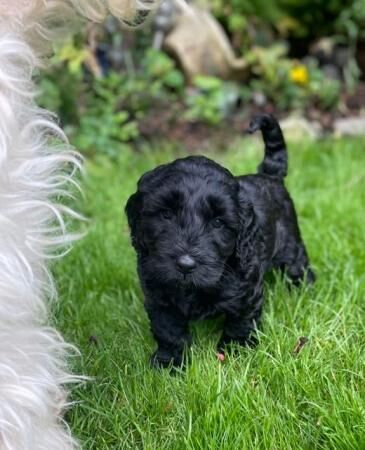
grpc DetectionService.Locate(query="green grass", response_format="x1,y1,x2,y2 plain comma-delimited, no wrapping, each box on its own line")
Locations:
55,137,365,449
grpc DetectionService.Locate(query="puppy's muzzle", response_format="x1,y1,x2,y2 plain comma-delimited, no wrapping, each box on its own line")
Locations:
176,254,197,274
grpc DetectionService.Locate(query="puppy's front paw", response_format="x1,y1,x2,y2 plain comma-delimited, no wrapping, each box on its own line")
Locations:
150,349,183,369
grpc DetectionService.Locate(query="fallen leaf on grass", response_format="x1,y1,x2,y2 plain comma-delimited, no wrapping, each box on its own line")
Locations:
293,336,309,356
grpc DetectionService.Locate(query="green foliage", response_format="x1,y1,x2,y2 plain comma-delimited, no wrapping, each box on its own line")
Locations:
185,76,225,125
336,0,365,41
244,44,341,111
211,0,289,52
37,68,82,124
37,77,62,113
211,0,285,33
54,39,90,76
36,12,352,157
144,49,185,91
72,73,140,157
276,0,354,38
306,62,342,110
38,46,186,157
212,0,363,46
185,76,241,125
73,111,138,158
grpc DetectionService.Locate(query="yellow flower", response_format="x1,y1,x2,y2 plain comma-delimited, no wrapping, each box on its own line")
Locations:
290,65,309,86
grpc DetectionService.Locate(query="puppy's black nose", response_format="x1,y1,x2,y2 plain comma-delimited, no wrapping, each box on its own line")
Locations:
176,255,196,274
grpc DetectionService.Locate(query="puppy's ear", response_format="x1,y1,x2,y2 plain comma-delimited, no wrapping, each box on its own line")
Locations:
235,200,258,268
125,192,145,251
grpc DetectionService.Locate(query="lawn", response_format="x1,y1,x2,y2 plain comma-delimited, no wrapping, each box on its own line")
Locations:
55,136,365,449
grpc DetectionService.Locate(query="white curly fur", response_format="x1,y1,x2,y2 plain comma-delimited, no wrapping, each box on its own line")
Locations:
0,1,158,449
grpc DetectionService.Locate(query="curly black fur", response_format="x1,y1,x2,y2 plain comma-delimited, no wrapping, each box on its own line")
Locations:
126,114,315,368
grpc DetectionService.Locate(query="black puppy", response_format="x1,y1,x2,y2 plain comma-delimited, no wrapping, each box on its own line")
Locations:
126,114,315,368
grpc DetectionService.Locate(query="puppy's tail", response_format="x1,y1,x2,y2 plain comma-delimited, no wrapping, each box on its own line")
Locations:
246,114,288,179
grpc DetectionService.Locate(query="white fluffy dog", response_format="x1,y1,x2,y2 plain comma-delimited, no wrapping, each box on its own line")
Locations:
0,1,157,449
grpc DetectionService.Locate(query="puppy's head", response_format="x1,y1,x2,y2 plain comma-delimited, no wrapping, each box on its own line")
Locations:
126,156,242,289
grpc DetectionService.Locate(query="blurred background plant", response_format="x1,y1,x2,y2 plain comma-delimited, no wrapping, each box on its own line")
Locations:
37,0,365,156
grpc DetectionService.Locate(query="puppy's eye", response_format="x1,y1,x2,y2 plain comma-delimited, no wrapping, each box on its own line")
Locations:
161,209,173,220
212,218,224,228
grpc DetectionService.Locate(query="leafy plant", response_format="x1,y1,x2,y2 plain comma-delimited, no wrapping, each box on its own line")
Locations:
211,0,286,34
54,39,90,76
244,43,341,111
73,110,138,158
38,47,185,157
185,75,241,125
211,0,361,49
305,62,341,110
336,0,365,41
72,72,140,157
35,11,348,159
143,49,184,91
